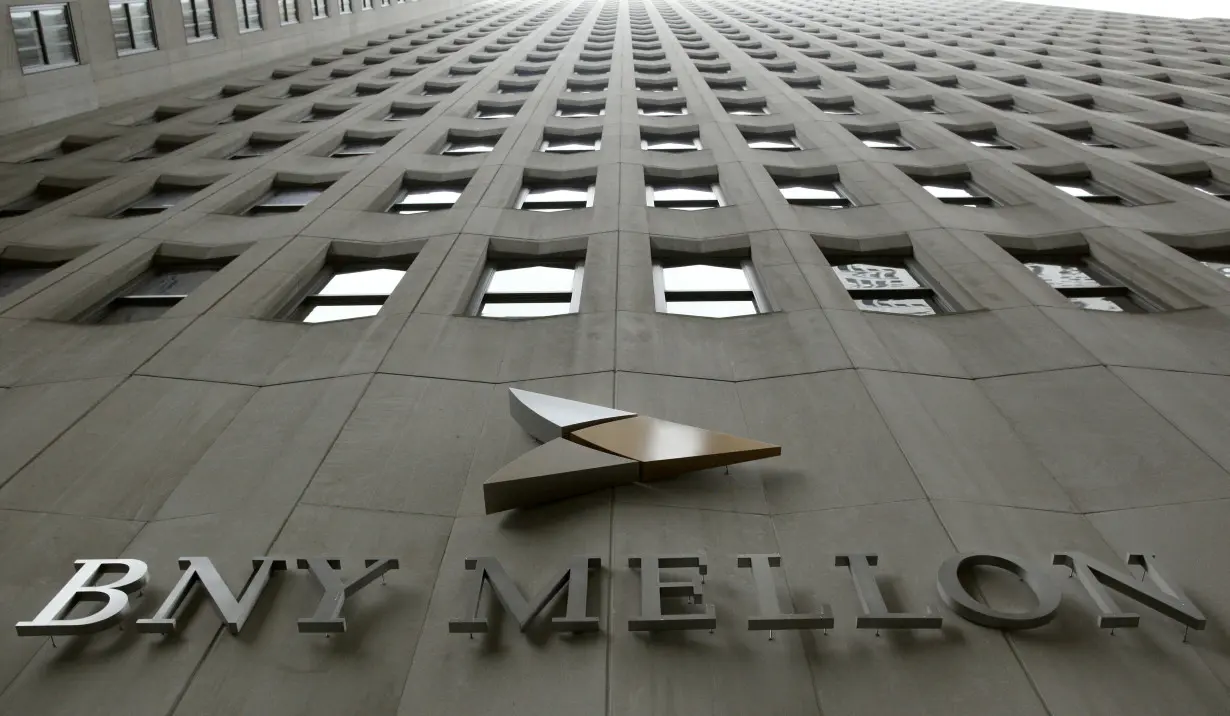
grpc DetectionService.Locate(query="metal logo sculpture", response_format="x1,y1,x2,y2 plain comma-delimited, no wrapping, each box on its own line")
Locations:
482,389,782,513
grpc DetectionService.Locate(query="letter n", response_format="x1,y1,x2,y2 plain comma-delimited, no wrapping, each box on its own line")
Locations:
1053,552,1205,631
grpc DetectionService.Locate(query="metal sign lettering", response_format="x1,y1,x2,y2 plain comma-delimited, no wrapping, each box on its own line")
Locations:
14,551,1207,644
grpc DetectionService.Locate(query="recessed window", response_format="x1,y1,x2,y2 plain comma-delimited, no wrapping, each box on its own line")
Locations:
745,131,800,151
217,107,267,124
962,130,1016,149
540,134,601,153
234,0,261,32
707,78,747,91
287,263,410,323
0,261,62,297
638,102,687,116
113,185,200,218
125,138,194,161
84,262,225,323
857,132,912,150
354,84,389,97
384,105,427,121
1152,126,1222,147
1045,176,1130,205
330,136,388,158
11,4,78,72
981,98,1030,113
1020,256,1149,312
646,182,724,210
1174,174,1230,200
725,101,769,116
0,184,79,218
441,134,498,155
244,184,328,215
641,132,701,152
776,178,854,208
497,82,535,94
516,182,595,212
898,99,943,113
229,137,287,159
275,0,297,24
556,103,605,118
830,258,945,315
109,1,157,55
300,107,345,123
637,80,678,92
654,261,763,317
387,181,465,214
919,179,997,207
566,80,607,93
182,0,216,41
473,263,582,318
812,99,859,115
473,104,518,119
310,0,326,18
1054,127,1120,148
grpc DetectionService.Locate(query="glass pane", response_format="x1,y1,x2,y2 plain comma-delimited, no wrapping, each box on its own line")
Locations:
315,267,407,296
856,298,936,316
524,187,589,203
779,185,842,201
130,188,197,210
128,268,218,296
302,304,383,323
748,138,798,150
111,4,133,52
398,188,461,206
99,303,170,324
1201,260,1230,280
487,265,575,293
480,301,572,317
129,3,155,50
644,140,698,151
1024,262,1104,289
1054,183,1096,198
666,300,757,317
0,267,52,297
662,264,750,292
832,263,922,290
443,143,494,154
922,183,975,199
862,138,905,148
1069,296,1124,312
264,187,323,207
544,140,597,152
11,10,41,68
651,186,716,202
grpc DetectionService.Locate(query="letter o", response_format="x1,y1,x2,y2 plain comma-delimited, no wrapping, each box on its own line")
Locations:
936,553,1061,630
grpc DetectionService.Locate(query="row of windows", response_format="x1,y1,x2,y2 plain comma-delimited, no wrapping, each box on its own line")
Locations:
2,247,1227,323
5,160,1229,220
10,0,413,73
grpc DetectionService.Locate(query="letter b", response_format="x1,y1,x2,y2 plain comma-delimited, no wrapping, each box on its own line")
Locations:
16,559,149,637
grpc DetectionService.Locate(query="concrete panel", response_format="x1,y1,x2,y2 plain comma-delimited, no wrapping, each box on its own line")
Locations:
1111,367,1230,474
156,375,371,520
861,370,1073,511
0,377,121,488
980,367,1230,512
737,371,925,514
0,376,254,520
301,374,490,516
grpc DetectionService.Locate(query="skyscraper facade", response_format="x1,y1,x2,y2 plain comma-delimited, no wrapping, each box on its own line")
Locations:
2,0,1230,714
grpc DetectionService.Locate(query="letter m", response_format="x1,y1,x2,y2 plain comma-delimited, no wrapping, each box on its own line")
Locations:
449,556,601,635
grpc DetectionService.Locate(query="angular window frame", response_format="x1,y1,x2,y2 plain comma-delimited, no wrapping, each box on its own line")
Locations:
234,0,261,32
515,181,596,212
652,259,767,317
330,136,388,158
282,260,412,323
539,134,602,154
181,0,215,42
645,181,725,210
386,180,467,215
1017,254,1155,312
81,260,227,323
775,177,855,208
918,178,998,207
470,260,584,318
243,183,329,216
1044,175,1132,205
828,256,950,316
10,3,78,73
109,1,157,56
111,184,201,218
